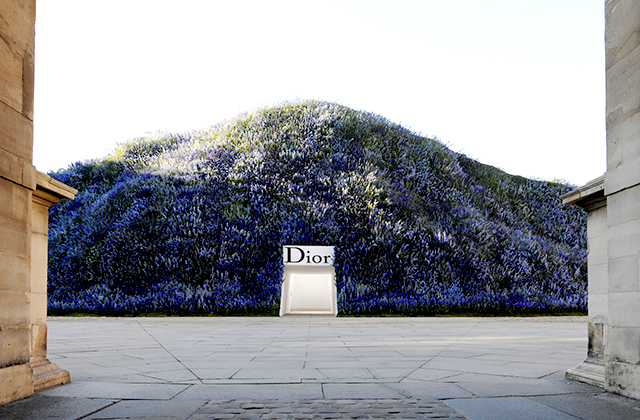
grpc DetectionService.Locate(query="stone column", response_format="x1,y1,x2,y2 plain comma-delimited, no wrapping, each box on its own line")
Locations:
602,0,640,399
1,0,77,404
30,172,76,391
562,177,607,387
0,0,38,405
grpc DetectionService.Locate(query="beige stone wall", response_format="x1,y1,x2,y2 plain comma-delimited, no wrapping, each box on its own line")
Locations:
562,178,607,387
587,205,608,359
30,172,75,392
0,0,77,404
0,0,37,405
603,0,640,399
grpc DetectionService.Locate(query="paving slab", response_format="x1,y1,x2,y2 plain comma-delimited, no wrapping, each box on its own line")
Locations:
85,400,207,420
529,392,640,420
404,367,468,382
174,384,325,401
386,379,475,400
317,367,375,380
444,396,580,420
186,368,240,380
2,316,640,419
37,381,190,400
230,367,314,381
0,395,116,420
322,383,406,399
439,373,598,398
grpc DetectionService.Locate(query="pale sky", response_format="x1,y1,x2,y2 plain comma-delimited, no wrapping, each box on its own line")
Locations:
33,0,605,186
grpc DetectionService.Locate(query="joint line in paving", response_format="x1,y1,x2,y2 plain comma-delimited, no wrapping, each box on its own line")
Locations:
136,321,204,384
398,321,482,383
73,401,120,420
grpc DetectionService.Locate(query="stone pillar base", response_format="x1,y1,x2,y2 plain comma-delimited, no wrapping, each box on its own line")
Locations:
605,360,640,399
0,364,34,405
31,359,70,392
566,357,605,388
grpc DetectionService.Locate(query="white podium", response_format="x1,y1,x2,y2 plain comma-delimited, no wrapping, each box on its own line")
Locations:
280,246,337,316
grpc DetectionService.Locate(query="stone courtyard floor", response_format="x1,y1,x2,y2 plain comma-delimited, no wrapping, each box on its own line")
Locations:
2,315,640,419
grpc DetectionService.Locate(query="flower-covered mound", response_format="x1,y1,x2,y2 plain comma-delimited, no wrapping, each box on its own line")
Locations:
48,101,587,316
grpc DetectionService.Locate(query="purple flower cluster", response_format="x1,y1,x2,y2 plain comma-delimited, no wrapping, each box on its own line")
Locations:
47,101,587,316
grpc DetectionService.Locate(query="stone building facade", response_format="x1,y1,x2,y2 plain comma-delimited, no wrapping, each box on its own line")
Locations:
563,0,640,400
1,0,639,406
0,0,76,405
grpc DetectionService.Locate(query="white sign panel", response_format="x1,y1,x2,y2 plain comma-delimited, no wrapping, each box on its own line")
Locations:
283,245,335,266
288,273,334,312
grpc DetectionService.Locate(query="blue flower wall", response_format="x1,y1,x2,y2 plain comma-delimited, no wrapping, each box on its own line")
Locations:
47,101,587,315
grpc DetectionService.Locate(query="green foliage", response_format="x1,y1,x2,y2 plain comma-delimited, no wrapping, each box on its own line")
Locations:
47,100,587,316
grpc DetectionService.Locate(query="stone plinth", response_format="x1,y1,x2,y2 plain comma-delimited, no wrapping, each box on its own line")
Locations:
562,176,607,388
0,0,37,405
30,172,77,391
563,0,640,400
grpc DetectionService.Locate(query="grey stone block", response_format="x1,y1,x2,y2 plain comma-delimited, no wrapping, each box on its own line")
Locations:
442,373,599,398
85,400,206,419
445,396,577,420
606,360,640,399
387,379,474,400
37,381,189,400
173,383,323,401
0,395,115,420
531,392,640,420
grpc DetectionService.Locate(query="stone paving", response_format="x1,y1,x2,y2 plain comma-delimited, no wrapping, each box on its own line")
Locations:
189,399,465,419
2,315,640,419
